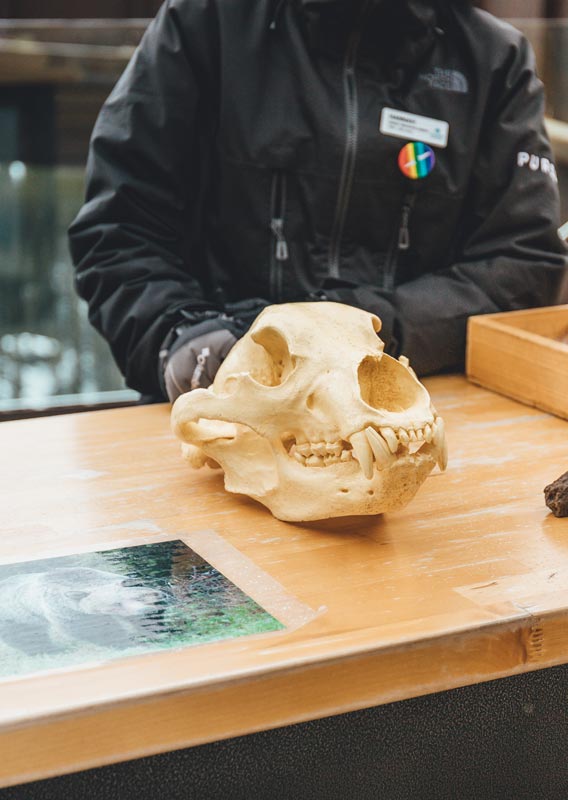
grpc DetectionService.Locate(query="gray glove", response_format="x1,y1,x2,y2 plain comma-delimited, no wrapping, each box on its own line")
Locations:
163,328,237,402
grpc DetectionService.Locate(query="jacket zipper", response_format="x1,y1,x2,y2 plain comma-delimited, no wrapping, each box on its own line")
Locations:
328,0,370,279
270,170,289,300
382,191,417,292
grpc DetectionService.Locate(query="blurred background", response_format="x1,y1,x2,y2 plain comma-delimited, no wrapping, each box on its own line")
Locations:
0,1,567,419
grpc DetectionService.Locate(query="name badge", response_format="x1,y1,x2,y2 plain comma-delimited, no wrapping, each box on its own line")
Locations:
380,107,449,149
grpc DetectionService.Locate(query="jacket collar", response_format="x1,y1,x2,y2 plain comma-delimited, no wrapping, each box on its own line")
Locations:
297,0,438,33
295,0,440,71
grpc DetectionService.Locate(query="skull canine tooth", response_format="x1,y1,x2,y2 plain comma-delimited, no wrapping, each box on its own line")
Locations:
437,442,448,472
432,417,448,472
432,416,444,441
350,431,374,480
366,427,396,471
379,427,399,454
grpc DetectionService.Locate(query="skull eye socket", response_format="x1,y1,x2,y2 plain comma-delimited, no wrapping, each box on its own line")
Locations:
250,326,296,387
358,355,422,412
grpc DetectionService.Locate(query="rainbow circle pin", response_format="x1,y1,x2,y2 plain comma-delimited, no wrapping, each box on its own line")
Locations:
398,142,436,180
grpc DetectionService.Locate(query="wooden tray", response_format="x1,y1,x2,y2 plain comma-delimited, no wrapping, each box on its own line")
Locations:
466,305,568,420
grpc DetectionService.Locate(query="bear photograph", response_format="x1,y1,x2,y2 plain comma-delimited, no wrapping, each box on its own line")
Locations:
0,540,283,680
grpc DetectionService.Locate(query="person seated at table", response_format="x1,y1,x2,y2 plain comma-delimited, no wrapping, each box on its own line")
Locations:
69,0,568,403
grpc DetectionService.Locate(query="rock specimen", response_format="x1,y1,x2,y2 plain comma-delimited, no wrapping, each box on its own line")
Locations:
544,471,568,518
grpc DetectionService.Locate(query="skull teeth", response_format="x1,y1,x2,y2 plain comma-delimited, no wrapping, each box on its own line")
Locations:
350,431,374,480
377,422,441,453
286,418,446,472
366,427,397,472
289,441,353,467
379,427,399,454
432,417,448,471
349,428,398,479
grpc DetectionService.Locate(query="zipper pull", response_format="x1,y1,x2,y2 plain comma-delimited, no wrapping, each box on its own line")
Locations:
269,0,286,30
398,205,411,251
271,218,289,261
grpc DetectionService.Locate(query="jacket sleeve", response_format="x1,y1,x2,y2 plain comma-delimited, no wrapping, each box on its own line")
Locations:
333,34,568,376
69,0,216,396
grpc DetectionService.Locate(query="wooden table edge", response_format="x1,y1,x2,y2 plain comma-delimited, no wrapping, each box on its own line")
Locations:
2,607,566,789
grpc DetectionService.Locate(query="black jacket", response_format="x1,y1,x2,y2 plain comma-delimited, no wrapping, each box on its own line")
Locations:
69,0,568,396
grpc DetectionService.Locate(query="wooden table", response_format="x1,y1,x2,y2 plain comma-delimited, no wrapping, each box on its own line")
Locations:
1,375,568,792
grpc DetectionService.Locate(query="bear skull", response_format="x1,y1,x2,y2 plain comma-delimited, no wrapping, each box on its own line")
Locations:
171,302,447,522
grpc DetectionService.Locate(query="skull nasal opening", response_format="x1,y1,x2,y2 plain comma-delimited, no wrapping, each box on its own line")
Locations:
358,355,422,412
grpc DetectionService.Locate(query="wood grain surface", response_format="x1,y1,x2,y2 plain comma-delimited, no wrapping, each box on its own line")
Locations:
1,375,568,788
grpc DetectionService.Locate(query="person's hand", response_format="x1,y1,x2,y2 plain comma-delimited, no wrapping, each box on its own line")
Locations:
160,299,270,402
163,327,237,402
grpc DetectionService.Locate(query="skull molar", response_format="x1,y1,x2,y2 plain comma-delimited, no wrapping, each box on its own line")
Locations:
171,302,447,522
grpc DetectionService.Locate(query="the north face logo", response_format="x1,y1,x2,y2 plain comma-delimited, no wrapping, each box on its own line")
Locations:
420,67,469,94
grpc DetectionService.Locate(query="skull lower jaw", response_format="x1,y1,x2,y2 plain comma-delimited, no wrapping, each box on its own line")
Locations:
248,446,438,522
